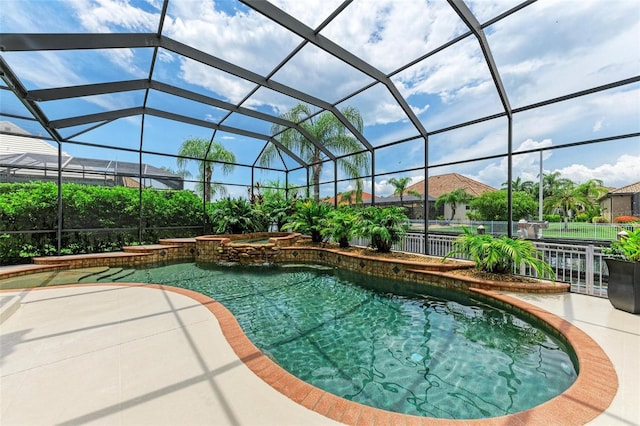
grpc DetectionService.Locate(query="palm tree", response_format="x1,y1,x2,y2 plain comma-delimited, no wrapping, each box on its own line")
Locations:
176,137,235,202
257,103,370,201
388,177,412,206
574,179,608,217
502,177,534,194
435,188,474,221
339,189,355,206
544,181,589,230
542,171,572,198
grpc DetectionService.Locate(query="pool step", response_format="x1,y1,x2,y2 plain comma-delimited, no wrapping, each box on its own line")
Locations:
78,267,128,283
105,268,136,282
0,295,21,325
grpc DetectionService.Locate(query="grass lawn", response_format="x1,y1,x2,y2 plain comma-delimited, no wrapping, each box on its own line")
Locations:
412,222,630,242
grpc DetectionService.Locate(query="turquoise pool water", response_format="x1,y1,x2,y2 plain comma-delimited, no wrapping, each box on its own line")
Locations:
80,262,577,419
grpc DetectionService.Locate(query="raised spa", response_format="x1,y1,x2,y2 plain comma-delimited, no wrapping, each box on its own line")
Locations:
76,261,576,420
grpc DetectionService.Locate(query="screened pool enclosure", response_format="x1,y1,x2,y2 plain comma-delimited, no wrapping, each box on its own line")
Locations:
1,0,639,256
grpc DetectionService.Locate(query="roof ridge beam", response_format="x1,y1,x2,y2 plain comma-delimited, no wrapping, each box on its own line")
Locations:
151,82,335,160
447,0,511,115
0,33,158,51
158,37,343,159
49,107,143,128
27,79,149,101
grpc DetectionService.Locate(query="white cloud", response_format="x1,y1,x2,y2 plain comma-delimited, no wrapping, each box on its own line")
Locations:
70,0,159,32
474,138,553,188
553,154,640,188
363,175,424,198
593,118,604,132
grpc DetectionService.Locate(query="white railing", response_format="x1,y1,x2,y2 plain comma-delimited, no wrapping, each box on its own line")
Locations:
353,232,610,298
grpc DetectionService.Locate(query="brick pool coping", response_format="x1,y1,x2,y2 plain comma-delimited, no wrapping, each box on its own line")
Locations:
6,235,570,294
2,282,617,425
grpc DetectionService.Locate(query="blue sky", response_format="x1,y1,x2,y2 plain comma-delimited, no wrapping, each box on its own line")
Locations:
1,0,638,198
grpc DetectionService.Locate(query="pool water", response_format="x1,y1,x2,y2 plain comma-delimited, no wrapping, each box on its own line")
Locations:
81,262,577,419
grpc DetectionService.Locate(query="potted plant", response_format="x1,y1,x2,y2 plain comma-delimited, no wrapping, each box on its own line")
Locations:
603,227,640,314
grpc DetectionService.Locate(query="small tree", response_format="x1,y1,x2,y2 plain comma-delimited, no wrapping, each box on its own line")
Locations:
469,190,538,221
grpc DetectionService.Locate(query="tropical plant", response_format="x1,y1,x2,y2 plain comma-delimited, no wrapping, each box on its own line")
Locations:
435,188,474,220
283,199,332,243
176,137,235,202
249,180,299,231
443,228,555,279
321,207,359,248
603,228,640,262
257,103,370,201
355,206,409,252
574,179,607,216
208,197,266,234
339,189,355,205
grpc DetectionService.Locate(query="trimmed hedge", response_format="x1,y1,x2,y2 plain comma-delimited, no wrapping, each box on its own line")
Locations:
0,182,204,263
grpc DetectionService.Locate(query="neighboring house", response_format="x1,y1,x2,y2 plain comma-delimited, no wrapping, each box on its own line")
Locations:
386,173,497,220
0,121,183,190
598,181,640,222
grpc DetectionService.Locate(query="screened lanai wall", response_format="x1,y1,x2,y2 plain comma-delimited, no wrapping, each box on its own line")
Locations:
1,0,639,259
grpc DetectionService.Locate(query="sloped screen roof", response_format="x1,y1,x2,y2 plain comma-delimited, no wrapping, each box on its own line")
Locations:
1,0,638,199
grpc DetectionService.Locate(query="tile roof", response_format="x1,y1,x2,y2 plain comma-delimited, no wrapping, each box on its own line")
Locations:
400,173,496,198
324,192,377,205
609,181,640,194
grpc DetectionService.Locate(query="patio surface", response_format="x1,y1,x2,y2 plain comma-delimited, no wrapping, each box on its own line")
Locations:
1,283,638,425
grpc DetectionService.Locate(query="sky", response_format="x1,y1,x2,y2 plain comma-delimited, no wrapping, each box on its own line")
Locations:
1,0,639,198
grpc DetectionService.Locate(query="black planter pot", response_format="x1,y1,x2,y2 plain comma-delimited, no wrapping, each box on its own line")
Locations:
605,258,640,314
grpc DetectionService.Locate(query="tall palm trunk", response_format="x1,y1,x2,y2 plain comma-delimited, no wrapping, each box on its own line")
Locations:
312,163,322,201
204,163,212,202
312,149,322,201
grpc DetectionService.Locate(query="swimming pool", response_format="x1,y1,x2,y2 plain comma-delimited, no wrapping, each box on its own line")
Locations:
68,261,578,420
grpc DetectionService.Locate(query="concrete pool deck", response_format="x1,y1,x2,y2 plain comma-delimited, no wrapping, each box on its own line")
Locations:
1,284,638,425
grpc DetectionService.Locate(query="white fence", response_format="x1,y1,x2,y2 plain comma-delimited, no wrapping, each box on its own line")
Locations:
352,233,610,298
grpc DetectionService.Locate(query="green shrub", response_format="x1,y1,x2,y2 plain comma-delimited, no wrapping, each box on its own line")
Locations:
283,199,332,243
208,197,267,234
592,216,608,224
543,214,562,223
575,213,590,223
0,182,205,263
443,227,555,279
321,207,358,248
354,206,409,253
